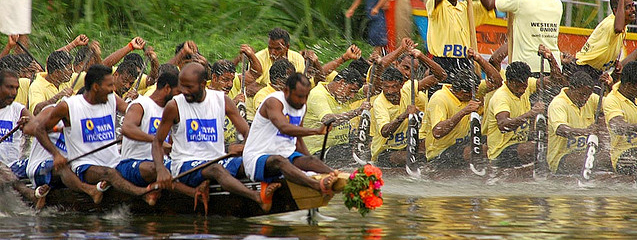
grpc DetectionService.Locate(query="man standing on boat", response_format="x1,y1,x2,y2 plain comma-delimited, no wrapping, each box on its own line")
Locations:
425,0,495,86
151,62,280,212
576,0,635,79
33,64,160,206
547,71,611,174
603,61,637,175
495,0,562,75
424,49,501,169
242,73,340,197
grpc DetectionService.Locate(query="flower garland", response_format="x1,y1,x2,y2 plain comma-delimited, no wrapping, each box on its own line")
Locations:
343,164,384,216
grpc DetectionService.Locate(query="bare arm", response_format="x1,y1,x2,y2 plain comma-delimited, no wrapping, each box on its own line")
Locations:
57,34,89,52
615,0,627,34
468,48,503,91
381,105,417,137
489,43,508,71
538,44,565,88
295,119,312,155
609,116,637,136
102,37,146,67
115,95,129,114
121,103,154,142
555,124,595,138
260,98,325,137
346,0,363,18
495,102,544,132
32,102,70,169
413,49,447,90
145,47,160,86
0,35,18,58
432,101,480,138
151,100,178,189
321,45,361,78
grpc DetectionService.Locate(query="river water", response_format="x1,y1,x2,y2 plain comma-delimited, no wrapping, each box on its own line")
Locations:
1,174,637,239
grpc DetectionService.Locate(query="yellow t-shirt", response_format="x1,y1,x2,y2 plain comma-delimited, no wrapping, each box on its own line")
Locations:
254,49,306,86
576,14,626,71
424,83,486,159
253,85,277,112
547,88,598,172
603,85,637,169
304,82,355,154
370,81,427,161
29,72,73,114
143,83,156,97
15,78,30,107
426,0,495,58
485,78,538,159
496,0,562,72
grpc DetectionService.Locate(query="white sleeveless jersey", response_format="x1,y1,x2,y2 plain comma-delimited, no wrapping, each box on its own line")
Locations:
243,91,306,180
63,93,120,171
121,96,165,160
27,119,66,184
170,89,226,163
0,102,25,166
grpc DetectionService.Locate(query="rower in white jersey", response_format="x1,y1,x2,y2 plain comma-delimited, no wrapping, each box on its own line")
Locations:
0,70,31,174
23,103,105,208
151,62,281,213
242,73,339,197
117,70,180,187
33,64,160,206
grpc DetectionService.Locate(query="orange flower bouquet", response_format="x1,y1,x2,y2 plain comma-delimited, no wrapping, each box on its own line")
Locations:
343,164,384,216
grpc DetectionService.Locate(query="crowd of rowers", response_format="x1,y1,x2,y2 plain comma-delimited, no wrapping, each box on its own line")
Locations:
1,21,637,211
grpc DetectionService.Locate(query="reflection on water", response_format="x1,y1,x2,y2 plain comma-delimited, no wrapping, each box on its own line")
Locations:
2,176,637,239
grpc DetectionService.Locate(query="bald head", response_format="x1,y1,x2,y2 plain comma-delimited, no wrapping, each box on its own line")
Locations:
179,62,207,84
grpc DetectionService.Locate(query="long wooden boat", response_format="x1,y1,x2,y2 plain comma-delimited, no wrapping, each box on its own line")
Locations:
39,173,350,218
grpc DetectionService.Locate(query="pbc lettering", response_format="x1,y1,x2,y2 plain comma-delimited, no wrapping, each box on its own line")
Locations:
442,44,467,57
567,136,587,149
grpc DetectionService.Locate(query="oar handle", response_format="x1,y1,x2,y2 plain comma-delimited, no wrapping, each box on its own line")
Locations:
319,118,336,161
16,41,44,71
0,125,20,144
67,139,122,163
145,153,234,192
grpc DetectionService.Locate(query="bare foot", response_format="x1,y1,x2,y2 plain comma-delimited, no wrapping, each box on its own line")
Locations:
85,185,104,204
143,189,161,206
259,182,281,212
319,175,335,198
34,185,50,209
194,180,210,214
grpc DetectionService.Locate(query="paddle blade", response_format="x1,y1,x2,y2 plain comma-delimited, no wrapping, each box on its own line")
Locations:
469,112,487,176
352,110,372,165
534,114,548,178
406,113,421,177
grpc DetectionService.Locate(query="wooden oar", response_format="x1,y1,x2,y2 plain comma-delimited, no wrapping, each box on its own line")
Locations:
583,83,605,180
507,13,514,64
16,41,44,71
319,118,336,161
0,125,20,144
146,153,234,192
237,54,248,122
466,0,481,76
405,55,421,177
352,63,376,165
534,54,548,178
68,139,122,164
469,70,486,176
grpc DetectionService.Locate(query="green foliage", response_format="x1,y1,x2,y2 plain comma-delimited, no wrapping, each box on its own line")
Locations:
18,0,373,68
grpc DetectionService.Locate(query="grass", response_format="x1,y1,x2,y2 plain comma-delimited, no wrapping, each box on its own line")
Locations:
2,0,374,71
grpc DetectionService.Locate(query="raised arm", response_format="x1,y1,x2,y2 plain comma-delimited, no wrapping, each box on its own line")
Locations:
615,0,627,34
345,0,363,18
321,45,362,78
467,48,503,91
413,49,447,91
145,47,160,86
0,35,18,58
57,34,89,52
240,44,263,85
538,44,565,88
102,37,146,67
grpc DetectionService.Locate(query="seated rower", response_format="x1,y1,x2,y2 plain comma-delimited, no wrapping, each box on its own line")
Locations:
547,71,612,174
604,61,637,175
242,73,339,197
33,64,160,205
151,63,280,213
424,49,502,169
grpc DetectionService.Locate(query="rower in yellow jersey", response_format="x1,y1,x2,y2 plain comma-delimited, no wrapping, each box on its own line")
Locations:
604,61,637,174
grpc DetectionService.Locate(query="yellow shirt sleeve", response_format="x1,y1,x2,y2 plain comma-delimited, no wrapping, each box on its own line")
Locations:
547,99,569,135
28,83,46,114
604,91,624,122
306,92,332,122
15,78,30,107
372,97,392,133
495,0,519,12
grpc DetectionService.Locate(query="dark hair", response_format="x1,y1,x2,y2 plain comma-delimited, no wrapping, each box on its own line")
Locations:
0,69,18,86
0,54,31,73
268,27,290,45
610,0,619,11
621,61,637,84
116,60,139,78
158,63,179,76
122,53,144,70
157,71,179,89
348,58,370,78
84,64,112,90
286,72,311,91
211,60,236,76
74,46,90,66
451,68,480,92
505,61,532,83
334,68,364,88
569,71,595,89
175,42,186,55
380,66,405,83
46,51,73,74
270,59,295,85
